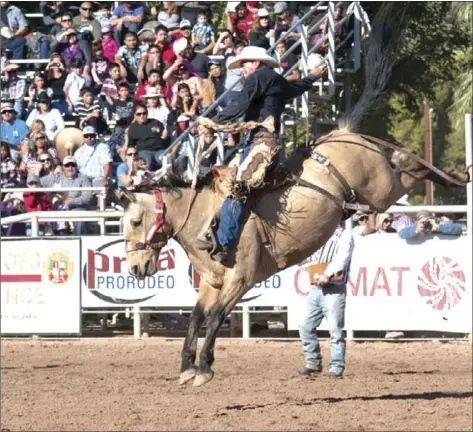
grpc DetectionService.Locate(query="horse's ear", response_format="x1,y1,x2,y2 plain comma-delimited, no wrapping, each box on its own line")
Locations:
120,187,137,203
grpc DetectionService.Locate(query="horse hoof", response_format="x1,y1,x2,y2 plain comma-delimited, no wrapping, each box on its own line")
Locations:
179,367,198,385
193,371,214,387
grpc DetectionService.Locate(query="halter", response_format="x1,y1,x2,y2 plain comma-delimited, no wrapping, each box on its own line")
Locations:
126,188,172,253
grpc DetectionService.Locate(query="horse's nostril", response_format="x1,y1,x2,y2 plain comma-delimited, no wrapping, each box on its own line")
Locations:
144,260,150,275
132,265,138,275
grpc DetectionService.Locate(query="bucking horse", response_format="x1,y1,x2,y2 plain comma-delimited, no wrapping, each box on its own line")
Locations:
119,5,470,387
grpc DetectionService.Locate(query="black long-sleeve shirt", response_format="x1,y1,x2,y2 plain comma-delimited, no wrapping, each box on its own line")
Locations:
213,66,317,133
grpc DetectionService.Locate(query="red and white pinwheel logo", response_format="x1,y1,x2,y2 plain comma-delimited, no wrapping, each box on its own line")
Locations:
417,257,466,311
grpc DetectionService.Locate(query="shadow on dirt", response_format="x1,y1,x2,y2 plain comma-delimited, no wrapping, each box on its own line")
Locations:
296,391,473,405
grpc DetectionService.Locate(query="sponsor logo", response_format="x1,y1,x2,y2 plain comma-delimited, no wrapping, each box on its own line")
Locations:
417,257,466,311
83,239,176,304
44,249,74,285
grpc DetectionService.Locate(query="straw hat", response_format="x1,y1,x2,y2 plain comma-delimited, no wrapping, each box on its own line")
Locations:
257,8,270,17
227,46,279,70
4,63,20,72
141,87,160,99
1,101,16,113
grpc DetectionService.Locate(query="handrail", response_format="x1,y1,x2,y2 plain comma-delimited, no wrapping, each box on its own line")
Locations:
1,187,106,194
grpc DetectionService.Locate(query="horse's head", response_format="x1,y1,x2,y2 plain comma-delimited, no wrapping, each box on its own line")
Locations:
121,187,172,279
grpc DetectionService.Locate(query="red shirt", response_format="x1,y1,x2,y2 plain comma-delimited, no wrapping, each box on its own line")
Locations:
135,80,153,102
159,42,176,65
23,192,52,216
231,11,255,41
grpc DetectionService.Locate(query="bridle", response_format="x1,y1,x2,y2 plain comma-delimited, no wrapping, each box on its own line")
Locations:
126,187,173,253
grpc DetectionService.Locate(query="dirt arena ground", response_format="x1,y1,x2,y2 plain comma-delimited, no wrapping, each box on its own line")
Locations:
1,338,472,431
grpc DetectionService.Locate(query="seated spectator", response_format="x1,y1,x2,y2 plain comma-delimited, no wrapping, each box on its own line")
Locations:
45,53,69,115
1,141,22,189
115,31,148,83
40,1,77,31
91,40,110,87
165,60,203,106
64,58,92,112
154,24,176,65
158,1,181,30
51,12,81,56
34,151,60,182
136,68,163,102
223,40,246,106
0,101,28,163
116,146,137,189
311,16,328,54
375,213,396,234
391,194,414,232
101,25,119,64
248,8,271,49
97,4,112,29
199,126,218,174
19,130,60,174
23,174,54,236
26,93,65,142
111,1,145,44
73,126,112,187
181,39,211,79
0,194,26,237
40,155,95,235
142,86,170,126
0,1,28,59
273,39,300,81
21,119,46,155
398,210,463,240
61,29,87,71
169,19,192,44
27,72,54,115
73,2,101,43
142,44,167,77
202,59,226,110
352,211,376,236
272,9,302,55
1,63,26,117
213,30,234,57
226,2,255,42
177,1,213,27
127,103,169,170
112,82,136,131
73,87,107,134
167,83,198,142
192,12,215,54
100,62,125,108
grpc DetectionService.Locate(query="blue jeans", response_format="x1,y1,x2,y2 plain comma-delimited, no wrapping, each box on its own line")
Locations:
216,144,252,248
138,149,167,170
299,285,346,373
40,39,50,59
2,36,26,59
51,99,70,116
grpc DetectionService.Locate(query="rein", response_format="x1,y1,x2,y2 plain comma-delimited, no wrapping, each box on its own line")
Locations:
315,132,471,187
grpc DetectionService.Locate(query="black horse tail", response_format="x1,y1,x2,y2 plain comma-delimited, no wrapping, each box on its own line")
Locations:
339,3,408,132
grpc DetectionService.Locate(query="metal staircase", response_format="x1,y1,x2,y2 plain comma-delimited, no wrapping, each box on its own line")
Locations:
159,2,371,179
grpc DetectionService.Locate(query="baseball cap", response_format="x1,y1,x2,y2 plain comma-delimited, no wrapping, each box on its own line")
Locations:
179,19,192,29
63,156,77,165
257,8,270,17
27,174,41,185
82,126,97,136
274,1,288,14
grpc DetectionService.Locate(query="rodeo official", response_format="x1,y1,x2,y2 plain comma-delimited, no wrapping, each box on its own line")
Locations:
195,46,328,262
297,222,354,378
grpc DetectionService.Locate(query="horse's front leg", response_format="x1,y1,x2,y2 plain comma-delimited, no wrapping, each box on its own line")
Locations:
179,282,219,385
193,282,247,387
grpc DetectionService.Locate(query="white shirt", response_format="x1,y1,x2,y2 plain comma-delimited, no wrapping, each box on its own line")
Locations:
65,72,88,106
73,142,112,181
148,106,170,126
26,108,65,141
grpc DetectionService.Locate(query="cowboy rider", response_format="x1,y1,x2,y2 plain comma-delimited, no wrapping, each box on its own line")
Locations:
195,46,328,263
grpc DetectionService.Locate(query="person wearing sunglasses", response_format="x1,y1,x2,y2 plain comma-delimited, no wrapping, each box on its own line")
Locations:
0,1,28,60
375,213,396,234
116,148,137,189
73,126,112,187
72,2,101,42
0,101,28,163
19,130,60,175
127,103,168,170
352,210,376,237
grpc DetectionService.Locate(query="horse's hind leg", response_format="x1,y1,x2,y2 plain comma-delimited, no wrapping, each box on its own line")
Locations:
193,283,245,387
179,282,219,385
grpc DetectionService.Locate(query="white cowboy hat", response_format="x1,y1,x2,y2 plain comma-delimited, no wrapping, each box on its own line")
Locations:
141,86,160,98
228,46,279,70
173,37,188,56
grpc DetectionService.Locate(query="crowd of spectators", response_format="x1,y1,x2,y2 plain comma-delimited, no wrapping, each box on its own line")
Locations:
2,1,340,236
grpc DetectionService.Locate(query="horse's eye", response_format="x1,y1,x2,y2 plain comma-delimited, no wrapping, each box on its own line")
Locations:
130,219,142,228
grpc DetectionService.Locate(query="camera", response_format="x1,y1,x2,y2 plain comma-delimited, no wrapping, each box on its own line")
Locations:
422,220,432,230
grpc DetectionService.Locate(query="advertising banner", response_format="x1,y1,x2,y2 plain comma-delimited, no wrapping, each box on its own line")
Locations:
1,238,81,335
81,236,291,307
287,235,472,333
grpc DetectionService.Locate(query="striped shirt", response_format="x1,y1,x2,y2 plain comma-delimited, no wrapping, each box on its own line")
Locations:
73,142,112,181
73,98,101,121
192,23,215,47
302,225,354,284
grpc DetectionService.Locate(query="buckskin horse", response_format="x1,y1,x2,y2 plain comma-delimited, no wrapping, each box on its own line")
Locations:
119,5,470,386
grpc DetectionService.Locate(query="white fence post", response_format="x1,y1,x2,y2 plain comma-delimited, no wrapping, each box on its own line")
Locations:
242,305,250,339
98,191,106,235
186,135,196,180
30,215,39,237
465,113,472,345
327,2,336,98
133,305,141,339
216,132,225,165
